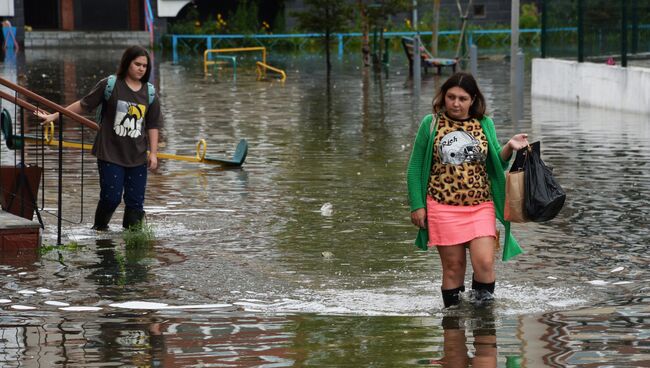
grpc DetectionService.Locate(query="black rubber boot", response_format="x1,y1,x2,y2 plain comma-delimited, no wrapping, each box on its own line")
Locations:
92,202,115,231
441,285,465,308
123,207,145,229
471,276,495,306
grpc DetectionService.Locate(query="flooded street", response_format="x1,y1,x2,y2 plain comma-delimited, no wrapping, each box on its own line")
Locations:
0,48,648,366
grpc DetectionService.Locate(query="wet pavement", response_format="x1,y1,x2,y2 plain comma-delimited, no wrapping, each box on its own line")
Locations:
0,48,648,366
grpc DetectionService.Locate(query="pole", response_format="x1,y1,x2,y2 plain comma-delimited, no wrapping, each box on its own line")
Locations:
57,114,63,245
470,44,478,76
621,0,628,67
413,0,420,98
541,0,547,58
432,0,441,56
577,0,584,62
513,50,524,123
510,0,520,88
631,0,638,54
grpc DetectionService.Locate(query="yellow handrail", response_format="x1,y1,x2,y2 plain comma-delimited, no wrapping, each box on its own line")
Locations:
25,126,227,165
203,47,266,74
256,61,286,82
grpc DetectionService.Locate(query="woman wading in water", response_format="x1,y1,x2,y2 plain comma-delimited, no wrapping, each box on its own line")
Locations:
406,72,526,308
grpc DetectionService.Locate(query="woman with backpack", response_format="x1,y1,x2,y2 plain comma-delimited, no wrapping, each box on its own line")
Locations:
406,72,528,309
37,45,162,231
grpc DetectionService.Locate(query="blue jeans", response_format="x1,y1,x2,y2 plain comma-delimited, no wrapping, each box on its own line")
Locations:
97,160,148,212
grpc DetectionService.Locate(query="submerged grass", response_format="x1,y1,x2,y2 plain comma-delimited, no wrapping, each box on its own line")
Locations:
39,241,83,255
122,222,155,248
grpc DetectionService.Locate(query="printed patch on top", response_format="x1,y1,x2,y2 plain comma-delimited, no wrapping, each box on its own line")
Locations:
114,100,146,138
438,130,486,165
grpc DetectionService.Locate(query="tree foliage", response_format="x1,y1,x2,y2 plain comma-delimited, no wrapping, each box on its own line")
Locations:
292,0,353,34
520,3,540,29
364,0,410,27
292,0,354,72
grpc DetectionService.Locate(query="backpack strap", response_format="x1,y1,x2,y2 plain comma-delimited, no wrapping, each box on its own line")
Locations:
146,82,155,105
104,74,117,101
95,75,116,124
105,75,154,105
97,75,154,124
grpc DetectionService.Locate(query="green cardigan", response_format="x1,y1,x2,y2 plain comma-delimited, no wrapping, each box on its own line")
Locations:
406,114,523,261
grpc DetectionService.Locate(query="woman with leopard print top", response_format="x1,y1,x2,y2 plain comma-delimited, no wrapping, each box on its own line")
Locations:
406,72,528,309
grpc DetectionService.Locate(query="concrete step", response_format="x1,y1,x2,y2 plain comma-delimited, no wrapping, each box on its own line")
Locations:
0,210,41,252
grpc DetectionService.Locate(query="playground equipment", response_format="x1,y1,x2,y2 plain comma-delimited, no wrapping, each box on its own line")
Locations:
0,109,248,167
402,0,474,76
0,76,248,244
256,61,286,81
401,37,457,75
203,46,286,81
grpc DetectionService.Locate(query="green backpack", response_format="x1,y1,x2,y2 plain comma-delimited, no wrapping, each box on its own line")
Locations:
95,75,155,124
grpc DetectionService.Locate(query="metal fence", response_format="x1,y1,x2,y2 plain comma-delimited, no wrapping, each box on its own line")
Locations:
541,0,650,66
169,28,541,64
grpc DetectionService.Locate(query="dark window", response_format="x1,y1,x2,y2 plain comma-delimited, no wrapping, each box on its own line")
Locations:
75,0,129,30
25,0,59,29
474,5,486,18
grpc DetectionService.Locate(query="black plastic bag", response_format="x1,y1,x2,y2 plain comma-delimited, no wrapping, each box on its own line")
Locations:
523,148,566,222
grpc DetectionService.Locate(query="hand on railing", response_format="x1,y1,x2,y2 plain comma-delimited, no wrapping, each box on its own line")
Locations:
34,100,85,126
34,110,59,125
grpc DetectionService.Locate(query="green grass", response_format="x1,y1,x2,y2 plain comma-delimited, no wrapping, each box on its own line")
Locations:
39,241,83,255
122,222,155,248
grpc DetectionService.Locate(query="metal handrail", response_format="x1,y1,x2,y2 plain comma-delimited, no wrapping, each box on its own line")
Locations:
0,86,245,166
0,77,97,245
172,29,546,63
0,77,98,131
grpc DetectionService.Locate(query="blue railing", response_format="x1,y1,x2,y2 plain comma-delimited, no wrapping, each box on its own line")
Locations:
170,28,543,64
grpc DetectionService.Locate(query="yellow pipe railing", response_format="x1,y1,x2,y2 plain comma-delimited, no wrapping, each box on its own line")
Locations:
28,123,226,165
256,61,286,82
203,47,266,74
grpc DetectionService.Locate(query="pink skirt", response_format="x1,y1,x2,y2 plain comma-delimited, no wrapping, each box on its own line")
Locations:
426,196,496,247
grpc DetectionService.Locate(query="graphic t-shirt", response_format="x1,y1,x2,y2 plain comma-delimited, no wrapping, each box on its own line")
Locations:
428,113,491,206
80,77,163,167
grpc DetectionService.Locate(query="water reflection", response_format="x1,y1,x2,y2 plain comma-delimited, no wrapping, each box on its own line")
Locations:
415,308,505,367
85,239,153,294
0,49,648,366
520,302,650,366
439,311,498,368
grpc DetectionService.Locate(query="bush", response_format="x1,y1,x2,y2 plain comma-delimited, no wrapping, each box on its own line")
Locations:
520,3,540,29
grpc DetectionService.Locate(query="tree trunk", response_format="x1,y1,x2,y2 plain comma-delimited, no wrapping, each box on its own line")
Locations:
325,30,331,73
325,5,331,74
359,1,370,67
432,0,441,56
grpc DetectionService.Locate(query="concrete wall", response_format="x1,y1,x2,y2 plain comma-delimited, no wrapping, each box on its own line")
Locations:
24,31,150,48
532,58,650,114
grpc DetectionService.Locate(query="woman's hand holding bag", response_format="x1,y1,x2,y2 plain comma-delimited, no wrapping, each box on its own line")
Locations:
523,145,566,222
505,141,566,223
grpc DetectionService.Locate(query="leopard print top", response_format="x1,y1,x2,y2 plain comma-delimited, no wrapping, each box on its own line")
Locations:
427,113,491,206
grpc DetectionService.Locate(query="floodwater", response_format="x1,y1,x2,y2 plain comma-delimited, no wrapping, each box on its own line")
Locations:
0,48,648,367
